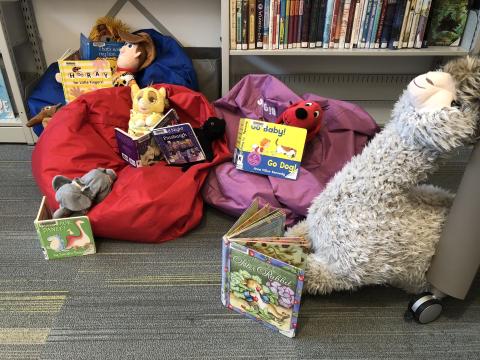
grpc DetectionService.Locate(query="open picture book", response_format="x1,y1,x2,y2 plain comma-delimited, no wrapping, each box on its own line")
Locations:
221,199,309,338
115,108,179,167
115,108,207,168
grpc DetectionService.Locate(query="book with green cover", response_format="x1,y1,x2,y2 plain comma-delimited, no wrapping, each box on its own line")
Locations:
34,197,96,260
221,199,308,338
425,0,469,46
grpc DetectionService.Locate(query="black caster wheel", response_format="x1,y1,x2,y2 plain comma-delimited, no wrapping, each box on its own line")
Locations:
406,292,443,324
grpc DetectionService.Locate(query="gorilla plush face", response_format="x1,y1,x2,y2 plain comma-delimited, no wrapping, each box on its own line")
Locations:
407,71,457,111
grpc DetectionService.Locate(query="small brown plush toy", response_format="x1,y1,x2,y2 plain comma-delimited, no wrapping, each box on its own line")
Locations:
88,16,131,42
26,104,62,128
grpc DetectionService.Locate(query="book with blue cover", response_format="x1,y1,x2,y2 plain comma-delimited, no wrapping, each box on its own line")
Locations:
152,122,206,165
79,33,123,60
0,69,15,121
233,118,307,180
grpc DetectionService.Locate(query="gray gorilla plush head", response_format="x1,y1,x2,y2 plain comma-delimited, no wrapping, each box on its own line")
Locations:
52,168,117,219
442,56,480,116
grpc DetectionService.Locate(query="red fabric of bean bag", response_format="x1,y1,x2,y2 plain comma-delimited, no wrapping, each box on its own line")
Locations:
32,84,231,242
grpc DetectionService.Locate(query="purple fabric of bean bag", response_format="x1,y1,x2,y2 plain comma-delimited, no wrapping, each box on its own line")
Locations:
202,74,380,224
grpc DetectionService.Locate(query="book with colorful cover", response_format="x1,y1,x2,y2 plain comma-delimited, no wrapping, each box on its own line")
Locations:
79,33,123,60
233,118,307,180
115,108,179,168
34,197,96,260
152,122,206,165
425,0,469,47
0,69,15,121
57,49,114,103
221,199,308,338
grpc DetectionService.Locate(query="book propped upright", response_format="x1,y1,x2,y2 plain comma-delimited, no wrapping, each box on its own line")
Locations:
79,33,123,60
152,123,206,165
221,199,309,338
233,118,307,180
115,108,179,168
57,48,114,103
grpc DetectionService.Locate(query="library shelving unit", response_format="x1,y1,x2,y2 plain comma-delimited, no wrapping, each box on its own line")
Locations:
0,0,45,144
220,0,475,124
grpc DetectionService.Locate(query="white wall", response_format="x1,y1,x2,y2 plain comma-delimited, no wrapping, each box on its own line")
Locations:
33,0,221,64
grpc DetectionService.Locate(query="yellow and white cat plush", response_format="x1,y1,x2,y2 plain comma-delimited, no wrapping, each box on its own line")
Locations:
128,86,168,137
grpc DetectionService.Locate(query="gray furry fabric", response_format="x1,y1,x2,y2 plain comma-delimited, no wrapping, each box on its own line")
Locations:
287,57,480,295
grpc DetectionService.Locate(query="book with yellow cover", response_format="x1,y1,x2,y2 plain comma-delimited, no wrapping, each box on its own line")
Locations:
233,118,307,180
57,49,114,103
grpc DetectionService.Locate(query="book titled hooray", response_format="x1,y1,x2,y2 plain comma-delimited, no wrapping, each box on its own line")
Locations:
233,118,307,180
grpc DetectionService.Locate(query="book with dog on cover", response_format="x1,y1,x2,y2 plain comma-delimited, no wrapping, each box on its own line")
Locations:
221,199,308,338
233,118,307,180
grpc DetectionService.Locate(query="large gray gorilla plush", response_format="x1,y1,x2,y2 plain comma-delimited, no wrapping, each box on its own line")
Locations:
287,56,480,295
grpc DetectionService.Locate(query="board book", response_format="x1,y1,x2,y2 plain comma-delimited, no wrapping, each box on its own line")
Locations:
79,33,123,60
115,108,179,168
221,199,308,338
34,197,96,260
57,48,115,103
152,123,206,165
233,118,307,180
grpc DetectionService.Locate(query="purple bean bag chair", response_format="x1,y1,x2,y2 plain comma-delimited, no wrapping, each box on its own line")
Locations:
202,74,380,224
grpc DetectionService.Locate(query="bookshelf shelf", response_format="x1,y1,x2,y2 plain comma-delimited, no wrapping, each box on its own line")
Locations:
0,117,22,126
229,46,470,57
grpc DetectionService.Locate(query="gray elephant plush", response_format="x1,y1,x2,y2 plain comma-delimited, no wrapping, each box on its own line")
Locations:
52,168,117,219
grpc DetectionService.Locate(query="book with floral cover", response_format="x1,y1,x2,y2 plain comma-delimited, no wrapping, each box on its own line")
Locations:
221,199,308,338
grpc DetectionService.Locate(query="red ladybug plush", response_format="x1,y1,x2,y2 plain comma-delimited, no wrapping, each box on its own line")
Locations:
276,100,324,142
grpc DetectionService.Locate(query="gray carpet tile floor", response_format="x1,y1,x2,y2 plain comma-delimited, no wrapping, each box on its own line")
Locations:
0,144,479,360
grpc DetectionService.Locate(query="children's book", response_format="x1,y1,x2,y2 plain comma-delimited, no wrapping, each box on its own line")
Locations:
34,197,96,260
79,33,123,60
233,118,307,180
152,123,206,165
0,69,15,121
115,108,179,168
425,0,469,47
221,199,309,338
57,48,115,103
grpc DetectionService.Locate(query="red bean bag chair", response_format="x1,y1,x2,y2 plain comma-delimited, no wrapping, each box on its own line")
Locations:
32,84,231,242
